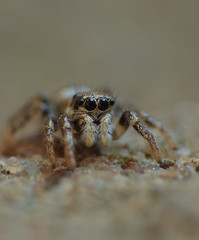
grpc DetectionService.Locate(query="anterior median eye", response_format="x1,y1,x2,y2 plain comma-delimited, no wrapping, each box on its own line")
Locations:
98,98,109,111
85,98,97,111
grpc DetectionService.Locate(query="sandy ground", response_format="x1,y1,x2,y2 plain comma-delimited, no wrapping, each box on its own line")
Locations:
0,102,199,240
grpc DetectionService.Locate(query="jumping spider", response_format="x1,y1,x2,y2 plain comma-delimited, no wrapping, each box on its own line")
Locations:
0,86,176,169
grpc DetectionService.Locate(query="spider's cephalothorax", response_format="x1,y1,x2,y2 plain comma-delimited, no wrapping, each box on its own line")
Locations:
0,86,176,169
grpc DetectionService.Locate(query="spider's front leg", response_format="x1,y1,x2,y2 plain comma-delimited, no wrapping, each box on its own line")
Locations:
58,115,76,170
44,117,56,168
133,109,176,150
43,114,76,170
113,110,173,168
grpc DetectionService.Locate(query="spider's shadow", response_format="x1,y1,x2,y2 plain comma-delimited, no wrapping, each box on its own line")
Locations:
1,133,105,187
2,133,103,167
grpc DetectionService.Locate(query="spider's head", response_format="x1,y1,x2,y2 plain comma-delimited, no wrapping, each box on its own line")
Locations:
72,91,115,115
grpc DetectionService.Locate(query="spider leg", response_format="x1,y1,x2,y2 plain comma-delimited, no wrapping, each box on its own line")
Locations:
58,115,76,170
44,118,56,168
133,109,176,150
113,110,161,163
79,114,96,148
100,113,112,146
0,94,51,153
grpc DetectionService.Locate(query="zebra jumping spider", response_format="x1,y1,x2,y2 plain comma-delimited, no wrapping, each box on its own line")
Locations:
0,86,176,169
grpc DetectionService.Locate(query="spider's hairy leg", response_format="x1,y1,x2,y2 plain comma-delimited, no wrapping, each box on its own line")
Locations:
134,109,176,150
113,110,161,163
0,95,50,153
79,114,96,148
100,113,112,146
44,118,56,168
58,115,76,170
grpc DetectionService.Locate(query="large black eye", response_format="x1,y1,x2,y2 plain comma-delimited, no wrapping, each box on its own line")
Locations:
98,98,109,111
85,98,97,111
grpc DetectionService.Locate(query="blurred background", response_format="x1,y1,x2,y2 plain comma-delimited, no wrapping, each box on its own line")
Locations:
0,0,199,127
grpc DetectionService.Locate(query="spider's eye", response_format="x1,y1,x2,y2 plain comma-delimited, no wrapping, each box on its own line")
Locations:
74,97,84,110
98,98,109,111
85,98,97,111
109,99,115,106
76,97,84,106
